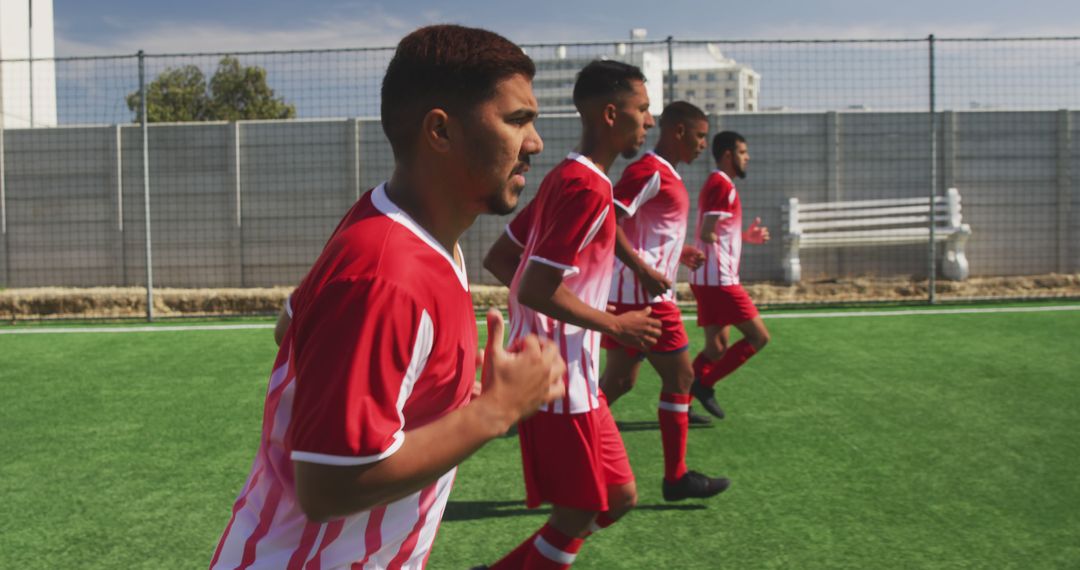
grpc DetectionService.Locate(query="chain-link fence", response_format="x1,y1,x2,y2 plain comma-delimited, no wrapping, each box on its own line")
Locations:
1,35,1078,319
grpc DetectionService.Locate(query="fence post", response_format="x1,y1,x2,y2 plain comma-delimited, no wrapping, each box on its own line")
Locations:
927,34,938,304
139,50,155,321
228,121,244,287
113,124,126,285
0,59,7,289
348,118,361,201
1057,109,1072,274
665,36,674,107
826,111,843,276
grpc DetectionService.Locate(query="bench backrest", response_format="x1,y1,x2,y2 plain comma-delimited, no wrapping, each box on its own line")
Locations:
783,188,964,240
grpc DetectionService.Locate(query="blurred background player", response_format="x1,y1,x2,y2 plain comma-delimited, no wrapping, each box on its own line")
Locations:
210,25,567,569
598,100,730,501
480,60,661,569
688,131,772,420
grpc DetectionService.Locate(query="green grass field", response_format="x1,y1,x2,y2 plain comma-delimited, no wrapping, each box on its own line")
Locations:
2,305,1079,569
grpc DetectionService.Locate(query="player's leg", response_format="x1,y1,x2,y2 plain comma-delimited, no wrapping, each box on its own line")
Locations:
701,315,767,387
599,347,644,406
691,324,730,418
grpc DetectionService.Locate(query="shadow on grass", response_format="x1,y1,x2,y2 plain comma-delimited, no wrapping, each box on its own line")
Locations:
443,500,707,522
615,420,714,432
442,500,536,522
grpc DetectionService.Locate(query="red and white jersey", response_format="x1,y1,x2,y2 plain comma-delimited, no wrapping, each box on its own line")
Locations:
609,151,689,304
505,153,616,415
211,183,477,570
690,170,743,286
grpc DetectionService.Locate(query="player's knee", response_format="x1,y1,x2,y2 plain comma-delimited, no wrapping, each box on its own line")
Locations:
611,488,638,515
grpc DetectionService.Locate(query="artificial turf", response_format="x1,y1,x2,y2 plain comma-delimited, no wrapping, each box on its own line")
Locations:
1,307,1078,568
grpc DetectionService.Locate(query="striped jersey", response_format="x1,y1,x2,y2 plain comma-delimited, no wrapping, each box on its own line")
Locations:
211,183,477,570
609,151,689,304
690,170,743,286
505,153,616,415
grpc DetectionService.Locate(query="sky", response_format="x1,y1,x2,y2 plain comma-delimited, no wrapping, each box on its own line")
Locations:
52,0,1080,57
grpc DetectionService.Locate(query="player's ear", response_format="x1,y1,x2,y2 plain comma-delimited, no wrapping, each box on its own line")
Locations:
421,108,452,153
602,102,617,127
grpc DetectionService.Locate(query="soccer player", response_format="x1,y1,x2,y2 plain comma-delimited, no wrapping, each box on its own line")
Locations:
479,60,662,569
688,131,771,420
598,101,730,501
210,25,567,569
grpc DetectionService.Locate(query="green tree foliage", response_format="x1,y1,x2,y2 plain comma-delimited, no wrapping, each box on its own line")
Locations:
127,56,296,122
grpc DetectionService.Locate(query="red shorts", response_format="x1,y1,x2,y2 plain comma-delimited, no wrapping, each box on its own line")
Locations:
600,300,689,357
517,396,634,511
690,284,759,328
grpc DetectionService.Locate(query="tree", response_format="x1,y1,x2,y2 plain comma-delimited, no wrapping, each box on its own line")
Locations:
127,56,296,122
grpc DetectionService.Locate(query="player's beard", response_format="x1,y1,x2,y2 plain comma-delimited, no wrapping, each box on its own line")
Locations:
485,184,521,216
735,162,747,179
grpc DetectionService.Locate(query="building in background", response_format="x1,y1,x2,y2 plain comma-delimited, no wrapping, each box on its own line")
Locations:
0,0,58,128
531,40,759,116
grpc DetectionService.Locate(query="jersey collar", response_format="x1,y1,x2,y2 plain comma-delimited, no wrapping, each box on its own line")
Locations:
714,170,734,185
371,183,469,292
647,151,682,180
567,152,612,187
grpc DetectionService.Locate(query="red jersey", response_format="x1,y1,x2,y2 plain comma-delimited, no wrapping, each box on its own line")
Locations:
505,153,616,415
211,183,477,570
609,151,689,304
690,170,743,286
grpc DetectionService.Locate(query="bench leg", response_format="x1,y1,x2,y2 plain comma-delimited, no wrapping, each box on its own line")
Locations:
783,238,801,284
942,225,971,281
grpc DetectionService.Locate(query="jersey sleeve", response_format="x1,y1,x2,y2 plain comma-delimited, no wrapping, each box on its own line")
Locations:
505,197,536,247
612,165,661,218
287,277,433,466
529,183,611,274
701,175,736,219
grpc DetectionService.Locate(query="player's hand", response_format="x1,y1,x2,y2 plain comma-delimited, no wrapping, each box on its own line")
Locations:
612,306,662,351
637,265,672,298
745,217,770,244
679,246,706,270
479,308,565,426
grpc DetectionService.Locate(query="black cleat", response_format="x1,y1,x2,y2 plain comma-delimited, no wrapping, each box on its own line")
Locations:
662,470,731,501
690,379,725,419
469,566,489,570
687,406,713,426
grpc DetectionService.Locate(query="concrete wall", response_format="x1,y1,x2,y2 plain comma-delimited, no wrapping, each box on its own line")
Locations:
0,110,1076,288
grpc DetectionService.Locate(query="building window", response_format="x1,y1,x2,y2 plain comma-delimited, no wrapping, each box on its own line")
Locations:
728,72,736,80
706,72,718,81
725,88,734,97
705,88,718,98
747,103,755,111
685,89,696,97
725,102,736,110
706,103,716,111
689,73,699,81
748,76,755,85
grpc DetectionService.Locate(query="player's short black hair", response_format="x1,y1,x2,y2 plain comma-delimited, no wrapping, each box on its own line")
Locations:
572,60,646,112
659,101,707,130
712,130,746,162
381,25,535,160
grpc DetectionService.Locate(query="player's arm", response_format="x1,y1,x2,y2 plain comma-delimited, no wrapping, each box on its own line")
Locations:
613,211,671,297
294,307,565,522
743,216,770,244
517,260,660,351
699,213,724,243
484,232,524,287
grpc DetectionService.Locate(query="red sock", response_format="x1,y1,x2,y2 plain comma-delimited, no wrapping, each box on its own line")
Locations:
522,523,584,569
692,352,715,379
658,392,690,482
488,528,541,570
702,339,758,388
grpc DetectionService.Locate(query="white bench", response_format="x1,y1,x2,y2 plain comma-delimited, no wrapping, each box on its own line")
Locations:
781,187,972,284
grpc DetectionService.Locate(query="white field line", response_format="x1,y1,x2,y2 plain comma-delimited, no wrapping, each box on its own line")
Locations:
1,304,1077,336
